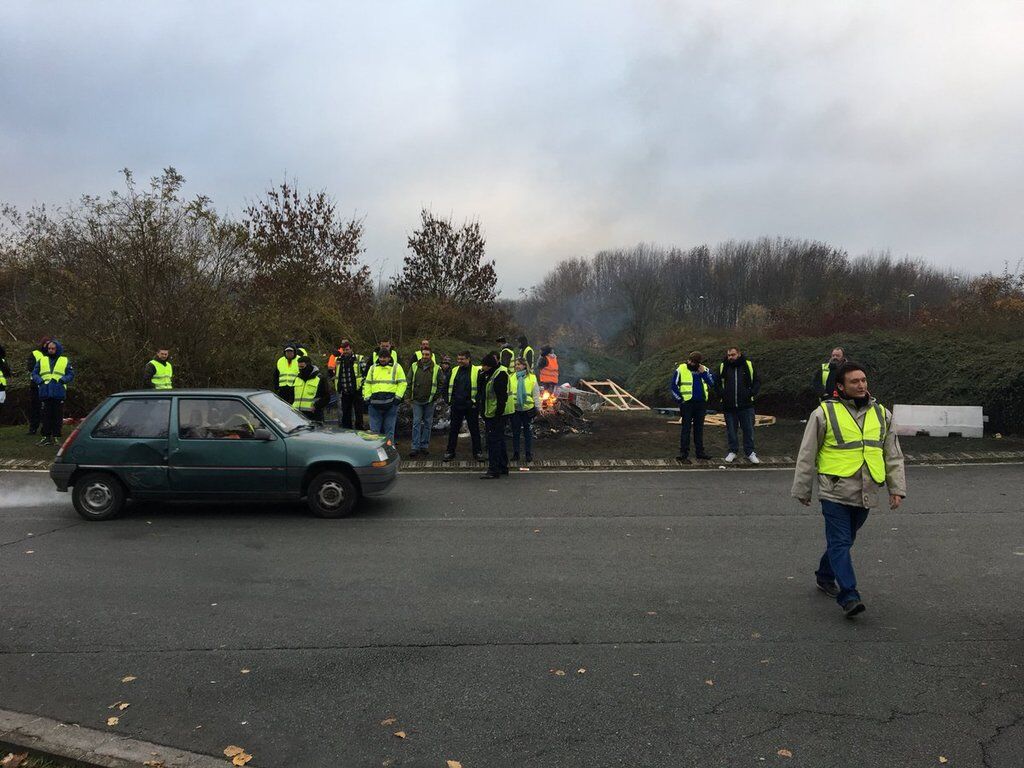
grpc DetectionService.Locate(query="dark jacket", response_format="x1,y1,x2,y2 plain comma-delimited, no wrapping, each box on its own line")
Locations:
448,365,476,409
335,353,362,395
31,340,75,401
409,360,440,404
814,360,844,400
716,355,759,411
481,367,509,418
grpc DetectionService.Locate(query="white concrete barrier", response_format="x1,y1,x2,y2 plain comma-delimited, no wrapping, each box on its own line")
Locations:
893,404,984,438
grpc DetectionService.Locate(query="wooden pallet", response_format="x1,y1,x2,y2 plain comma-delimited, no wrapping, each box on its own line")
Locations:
666,413,777,427
578,380,649,411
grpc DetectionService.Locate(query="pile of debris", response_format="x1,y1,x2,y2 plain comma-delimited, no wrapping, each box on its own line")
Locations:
532,385,595,438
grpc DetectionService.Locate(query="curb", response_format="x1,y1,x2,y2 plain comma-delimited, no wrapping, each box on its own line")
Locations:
0,708,226,768
395,451,1024,472
2,453,1023,475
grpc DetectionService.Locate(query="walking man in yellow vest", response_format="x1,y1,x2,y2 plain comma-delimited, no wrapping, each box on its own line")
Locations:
144,348,174,389
791,361,907,618
479,353,511,479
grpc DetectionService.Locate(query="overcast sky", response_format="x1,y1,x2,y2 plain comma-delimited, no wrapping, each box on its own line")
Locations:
2,1,1022,295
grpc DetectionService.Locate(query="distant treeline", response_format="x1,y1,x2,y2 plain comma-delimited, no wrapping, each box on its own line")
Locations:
516,240,1023,360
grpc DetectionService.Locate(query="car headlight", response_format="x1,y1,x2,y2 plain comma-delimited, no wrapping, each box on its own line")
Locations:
376,447,389,462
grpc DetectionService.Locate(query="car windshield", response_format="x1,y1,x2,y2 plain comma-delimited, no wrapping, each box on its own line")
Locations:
249,392,309,432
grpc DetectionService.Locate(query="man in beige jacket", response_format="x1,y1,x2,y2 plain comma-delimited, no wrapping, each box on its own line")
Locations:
791,361,907,618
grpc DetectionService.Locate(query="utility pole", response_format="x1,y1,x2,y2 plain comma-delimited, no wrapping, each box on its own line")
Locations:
907,293,915,322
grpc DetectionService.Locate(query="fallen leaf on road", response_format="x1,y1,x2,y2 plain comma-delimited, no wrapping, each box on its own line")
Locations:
2,753,28,768
380,717,397,726
143,762,165,767
240,669,251,674
223,746,244,757
751,632,761,639
777,748,793,758
447,761,463,768
232,753,253,766
393,730,407,739
106,717,119,726
938,758,948,764
577,668,586,674
118,702,130,711
24,551,34,555
121,675,137,683
550,669,566,676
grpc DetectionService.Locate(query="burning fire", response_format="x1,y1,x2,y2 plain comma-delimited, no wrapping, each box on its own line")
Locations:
540,389,557,409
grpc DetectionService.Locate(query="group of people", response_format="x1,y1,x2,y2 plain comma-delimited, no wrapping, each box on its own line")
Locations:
272,334,559,477
670,345,853,464
0,337,77,445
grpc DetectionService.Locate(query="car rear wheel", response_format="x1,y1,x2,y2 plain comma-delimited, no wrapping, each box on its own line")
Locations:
72,472,126,521
306,470,358,518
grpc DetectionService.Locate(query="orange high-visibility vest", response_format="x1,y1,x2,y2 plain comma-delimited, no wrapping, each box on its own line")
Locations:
539,353,559,384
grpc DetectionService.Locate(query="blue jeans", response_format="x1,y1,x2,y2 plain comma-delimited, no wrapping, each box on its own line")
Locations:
411,401,435,451
725,407,755,455
816,500,870,605
511,408,534,456
368,403,398,444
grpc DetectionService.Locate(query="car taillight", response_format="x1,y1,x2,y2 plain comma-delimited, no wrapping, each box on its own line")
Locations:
56,427,80,458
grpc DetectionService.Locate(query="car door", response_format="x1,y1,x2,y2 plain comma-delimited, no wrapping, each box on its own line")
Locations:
88,397,171,493
169,397,287,494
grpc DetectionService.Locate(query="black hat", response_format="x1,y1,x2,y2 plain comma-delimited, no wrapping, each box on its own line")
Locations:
482,353,499,368
298,355,311,365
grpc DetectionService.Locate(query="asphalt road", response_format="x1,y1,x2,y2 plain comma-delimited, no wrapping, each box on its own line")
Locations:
1,465,1022,768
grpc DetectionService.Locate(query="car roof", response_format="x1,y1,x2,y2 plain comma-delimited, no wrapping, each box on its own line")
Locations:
109,389,270,398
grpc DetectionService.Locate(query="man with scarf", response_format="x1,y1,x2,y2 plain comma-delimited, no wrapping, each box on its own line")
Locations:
291,355,330,424
791,361,907,619
333,340,366,430
31,338,75,446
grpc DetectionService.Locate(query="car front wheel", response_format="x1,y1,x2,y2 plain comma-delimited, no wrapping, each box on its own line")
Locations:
72,472,126,521
306,470,358,518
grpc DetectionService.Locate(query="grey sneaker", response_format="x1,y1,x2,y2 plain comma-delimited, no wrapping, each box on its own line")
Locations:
724,452,737,463
747,452,761,464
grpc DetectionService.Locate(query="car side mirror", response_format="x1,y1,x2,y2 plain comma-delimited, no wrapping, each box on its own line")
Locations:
253,428,273,441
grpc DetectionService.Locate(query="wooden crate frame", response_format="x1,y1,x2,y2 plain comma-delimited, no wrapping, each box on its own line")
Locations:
578,380,649,411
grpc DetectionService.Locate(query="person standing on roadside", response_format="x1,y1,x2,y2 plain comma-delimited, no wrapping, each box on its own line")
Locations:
362,348,407,446
717,346,761,464
510,357,540,463
0,345,12,419
517,336,535,371
31,338,74,446
274,344,300,404
537,345,559,393
815,347,847,401
671,351,715,463
26,336,50,435
144,348,174,389
333,340,366,430
408,348,440,457
791,361,907,618
292,355,331,424
496,336,515,371
443,351,484,463
479,353,511,479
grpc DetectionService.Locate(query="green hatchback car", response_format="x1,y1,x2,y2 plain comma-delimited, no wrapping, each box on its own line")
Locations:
49,389,399,520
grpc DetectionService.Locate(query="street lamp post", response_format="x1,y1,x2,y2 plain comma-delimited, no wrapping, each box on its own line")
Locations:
698,295,706,328
906,293,915,322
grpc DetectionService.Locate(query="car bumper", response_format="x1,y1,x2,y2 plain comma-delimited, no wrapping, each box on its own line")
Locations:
354,457,399,496
50,461,76,492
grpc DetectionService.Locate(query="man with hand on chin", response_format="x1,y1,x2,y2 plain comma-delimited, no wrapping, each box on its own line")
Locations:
791,361,907,619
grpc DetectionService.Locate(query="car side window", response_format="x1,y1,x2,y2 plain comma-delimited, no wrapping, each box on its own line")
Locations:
178,399,267,440
93,399,171,439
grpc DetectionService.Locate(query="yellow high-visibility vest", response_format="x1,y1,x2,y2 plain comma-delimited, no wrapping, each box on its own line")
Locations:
277,356,299,387
292,375,320,412
149,360,173,390
817,400,887,484
483,366,514,418
675,364,709,402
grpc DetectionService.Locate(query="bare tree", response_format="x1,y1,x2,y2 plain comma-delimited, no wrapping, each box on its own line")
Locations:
393,209,497,304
